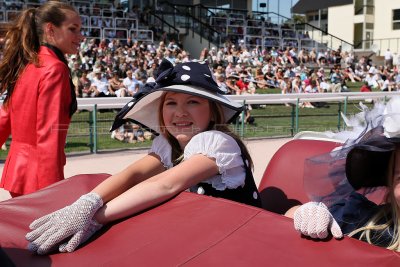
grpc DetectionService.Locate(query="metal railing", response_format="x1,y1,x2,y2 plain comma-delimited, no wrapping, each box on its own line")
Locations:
357,38,400,55
158,2,354,52
1,92,399,155
70,92,400,147
157,1,221,47
73,92,399,110
148,11,180,42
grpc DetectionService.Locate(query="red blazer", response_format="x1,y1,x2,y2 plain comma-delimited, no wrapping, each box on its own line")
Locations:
0,46,72,194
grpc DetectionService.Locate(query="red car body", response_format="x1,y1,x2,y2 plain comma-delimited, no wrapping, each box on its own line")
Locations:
0,140,399,266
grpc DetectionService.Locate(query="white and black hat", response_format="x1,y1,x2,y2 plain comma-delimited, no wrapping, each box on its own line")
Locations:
303,97,400,207
111,60,243,133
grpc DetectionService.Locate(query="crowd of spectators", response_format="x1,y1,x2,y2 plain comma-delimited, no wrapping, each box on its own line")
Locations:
69,37,400,102
110,121,153,144
2,2,400,104
64,36,400,138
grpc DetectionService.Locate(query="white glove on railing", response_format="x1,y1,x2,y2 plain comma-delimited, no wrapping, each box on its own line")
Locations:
26,192,103,255
293,202,343,239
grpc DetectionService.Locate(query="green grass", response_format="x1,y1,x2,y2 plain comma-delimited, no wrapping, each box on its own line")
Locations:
242,100,373,138
256,81,365,94
0,81,376,161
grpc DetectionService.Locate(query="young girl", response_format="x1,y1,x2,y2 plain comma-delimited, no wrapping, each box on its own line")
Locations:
26,60,261,255
0,1,82,197
287,97,400,251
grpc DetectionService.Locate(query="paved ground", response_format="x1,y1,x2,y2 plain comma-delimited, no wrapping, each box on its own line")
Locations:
0,138,290,202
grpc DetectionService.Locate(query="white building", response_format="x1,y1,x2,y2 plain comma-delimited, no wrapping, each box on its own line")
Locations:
293,0,400,55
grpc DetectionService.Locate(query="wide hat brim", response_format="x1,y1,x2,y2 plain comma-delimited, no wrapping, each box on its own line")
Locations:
345,137,399,190
122,84,243,134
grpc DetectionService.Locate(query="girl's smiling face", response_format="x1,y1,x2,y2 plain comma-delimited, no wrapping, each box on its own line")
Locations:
162,92,211,148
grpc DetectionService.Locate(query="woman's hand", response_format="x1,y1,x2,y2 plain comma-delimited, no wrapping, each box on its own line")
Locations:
26,192,103,254
293,202,343,239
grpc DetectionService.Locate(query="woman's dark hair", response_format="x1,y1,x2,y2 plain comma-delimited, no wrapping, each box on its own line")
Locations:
0,1,77,106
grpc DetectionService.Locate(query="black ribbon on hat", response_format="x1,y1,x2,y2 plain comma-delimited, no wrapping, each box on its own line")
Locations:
154,59,225,94
110,82,157,132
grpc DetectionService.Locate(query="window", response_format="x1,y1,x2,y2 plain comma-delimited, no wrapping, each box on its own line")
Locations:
393,9,400,30
366,23,374,30
365,0,374,14
355,0,363,15
366,6,374,15
355,0,374,15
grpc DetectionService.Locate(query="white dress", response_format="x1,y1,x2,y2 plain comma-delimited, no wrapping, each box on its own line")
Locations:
149,130,261,207
149,130,246,190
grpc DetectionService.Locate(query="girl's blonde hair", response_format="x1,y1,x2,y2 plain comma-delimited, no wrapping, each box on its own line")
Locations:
158,92,253,169
348,152,400,251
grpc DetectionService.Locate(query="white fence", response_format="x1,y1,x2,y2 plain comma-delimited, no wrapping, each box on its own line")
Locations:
1,92,399,153
2,92,400,110
72,92,400,110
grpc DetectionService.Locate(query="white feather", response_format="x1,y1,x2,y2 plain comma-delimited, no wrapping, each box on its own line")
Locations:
383,96,400,138
315,97,400,145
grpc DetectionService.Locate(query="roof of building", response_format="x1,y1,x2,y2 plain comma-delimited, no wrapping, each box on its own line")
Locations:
292,0,353,14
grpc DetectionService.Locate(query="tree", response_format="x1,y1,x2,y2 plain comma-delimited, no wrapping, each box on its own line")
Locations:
292,14,306,24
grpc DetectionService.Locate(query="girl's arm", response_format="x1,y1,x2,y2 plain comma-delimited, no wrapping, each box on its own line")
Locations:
284,205,299,218
27,140,220,254
94,154,218,224
92,153,166,203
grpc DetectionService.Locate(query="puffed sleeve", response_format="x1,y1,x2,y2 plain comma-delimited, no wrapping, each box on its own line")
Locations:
0,106,11,146
148,135,173,169
183,130,245,190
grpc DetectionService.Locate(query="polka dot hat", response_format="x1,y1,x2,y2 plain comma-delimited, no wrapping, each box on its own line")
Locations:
119,59,244,134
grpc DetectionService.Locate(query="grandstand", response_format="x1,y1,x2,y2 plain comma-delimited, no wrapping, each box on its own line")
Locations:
0,0,398,61
150,1,352,59
0,1,398,97
0,0,154,44
0,0,353,59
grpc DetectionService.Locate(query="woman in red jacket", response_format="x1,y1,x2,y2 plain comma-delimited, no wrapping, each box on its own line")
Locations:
0,1,82,197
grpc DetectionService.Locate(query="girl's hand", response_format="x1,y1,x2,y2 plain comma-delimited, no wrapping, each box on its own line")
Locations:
293,202,343,239
26,192,103,254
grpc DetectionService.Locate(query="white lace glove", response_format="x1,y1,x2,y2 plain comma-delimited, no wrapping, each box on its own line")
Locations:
293,202,343,239
26,192,103,255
